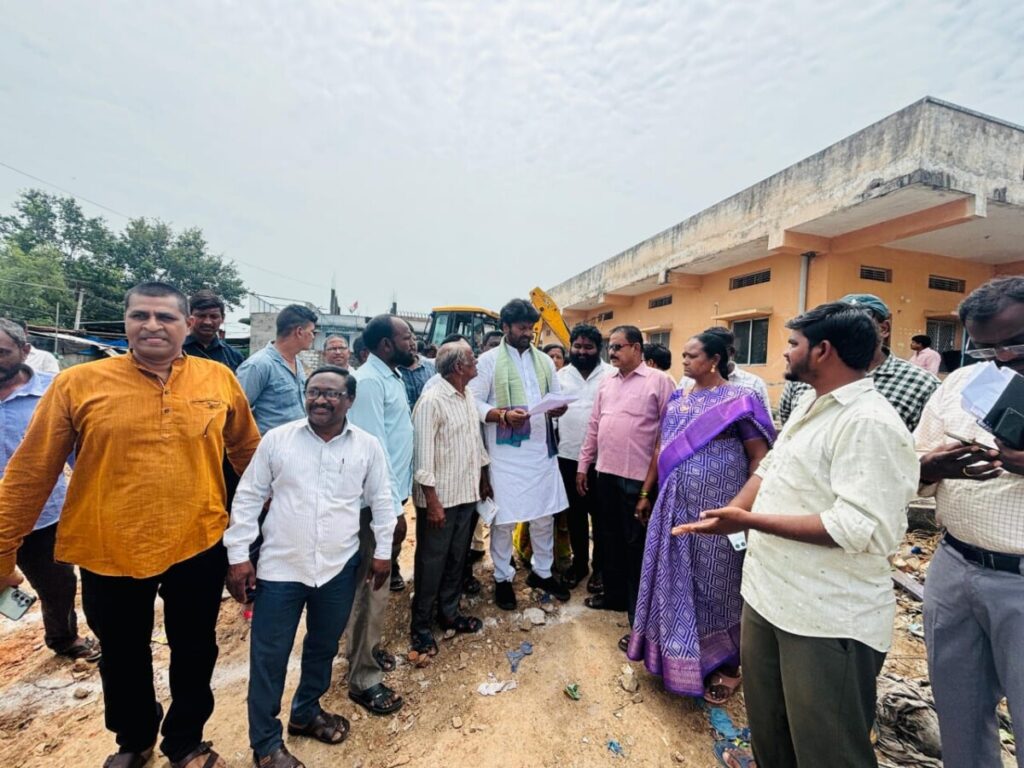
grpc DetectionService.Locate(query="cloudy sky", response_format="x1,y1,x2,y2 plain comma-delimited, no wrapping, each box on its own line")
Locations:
2,1,1022,317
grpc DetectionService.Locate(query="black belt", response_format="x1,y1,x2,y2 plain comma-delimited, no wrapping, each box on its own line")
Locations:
944,533,1022,574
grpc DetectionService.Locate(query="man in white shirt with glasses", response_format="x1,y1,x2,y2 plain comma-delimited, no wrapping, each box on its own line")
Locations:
915,276,1024,768
225,366,395,768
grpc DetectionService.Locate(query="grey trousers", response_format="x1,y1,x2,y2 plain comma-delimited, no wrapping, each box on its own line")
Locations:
411,502,475,635
345,507,395,693
741,603,886,768
924,540,1024,768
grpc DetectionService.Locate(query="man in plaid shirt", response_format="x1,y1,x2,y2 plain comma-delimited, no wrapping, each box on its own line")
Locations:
777,294,939,432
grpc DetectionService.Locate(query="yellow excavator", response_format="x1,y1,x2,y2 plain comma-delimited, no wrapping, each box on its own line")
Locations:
424,287,571,354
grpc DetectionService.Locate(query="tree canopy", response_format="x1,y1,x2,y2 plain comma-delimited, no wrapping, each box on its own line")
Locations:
0,190,246,325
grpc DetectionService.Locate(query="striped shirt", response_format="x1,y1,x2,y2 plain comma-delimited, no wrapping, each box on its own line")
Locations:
914,365,1024,553
412,377,490,509
778,349,938,432
225,418,396,587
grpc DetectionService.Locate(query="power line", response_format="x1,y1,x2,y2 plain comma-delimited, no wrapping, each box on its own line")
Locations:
1,159,325,297
0,161,131,218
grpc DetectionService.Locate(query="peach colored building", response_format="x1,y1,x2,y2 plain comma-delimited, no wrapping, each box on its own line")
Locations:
544,98,1024,406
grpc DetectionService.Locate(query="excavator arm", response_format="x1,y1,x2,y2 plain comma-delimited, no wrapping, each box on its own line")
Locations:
530,286,571,349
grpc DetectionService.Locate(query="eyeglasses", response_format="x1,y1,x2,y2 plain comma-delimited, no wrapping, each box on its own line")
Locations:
305,387,347,401
608,342,636,352
965,343,1024,360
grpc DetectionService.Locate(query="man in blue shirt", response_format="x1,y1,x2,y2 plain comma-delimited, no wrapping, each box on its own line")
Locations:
398,340,435,410
345,314,415,717
0,318,99,661
183,290,245,372
236,305,318,434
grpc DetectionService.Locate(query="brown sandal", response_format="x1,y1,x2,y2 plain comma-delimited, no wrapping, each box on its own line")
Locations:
102,749,153,768
255,745,305,768
169,741,225,768
287,709,350,745
704,671,742,705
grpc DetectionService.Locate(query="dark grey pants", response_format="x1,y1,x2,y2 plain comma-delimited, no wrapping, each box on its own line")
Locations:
741,603,886,768
925,541,1024,768
411,502,476,635
17,522,79,651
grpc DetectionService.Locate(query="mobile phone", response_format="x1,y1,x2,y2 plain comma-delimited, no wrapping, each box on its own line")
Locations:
0,586,38,621
726,532,748,552
944,432,987,449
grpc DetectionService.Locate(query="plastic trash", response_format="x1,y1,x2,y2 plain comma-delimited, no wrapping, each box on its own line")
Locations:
564,683,581,700
708,706,750,743
506,641,534,673
477,673,518,696
607,740,625,757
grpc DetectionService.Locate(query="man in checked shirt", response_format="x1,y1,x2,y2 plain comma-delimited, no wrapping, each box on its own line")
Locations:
915,276,1024,768
777,293,939,432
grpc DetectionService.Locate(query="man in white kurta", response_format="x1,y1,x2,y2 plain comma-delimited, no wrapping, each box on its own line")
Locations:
468,299,570,610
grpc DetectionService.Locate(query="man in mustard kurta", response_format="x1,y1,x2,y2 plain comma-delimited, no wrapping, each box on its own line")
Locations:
0,282,260,768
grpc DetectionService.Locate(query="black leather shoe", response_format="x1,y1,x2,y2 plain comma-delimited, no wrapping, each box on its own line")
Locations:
495,580,517,610
584,593,625,611
526,572,570,602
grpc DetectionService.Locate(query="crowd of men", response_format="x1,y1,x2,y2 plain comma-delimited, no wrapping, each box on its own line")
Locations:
0,276,1021,768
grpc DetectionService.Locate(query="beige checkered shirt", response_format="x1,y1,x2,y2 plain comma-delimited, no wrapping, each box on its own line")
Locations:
914,365,1024,554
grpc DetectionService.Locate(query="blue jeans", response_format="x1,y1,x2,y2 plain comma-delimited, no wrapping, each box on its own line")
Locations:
248,556,360,757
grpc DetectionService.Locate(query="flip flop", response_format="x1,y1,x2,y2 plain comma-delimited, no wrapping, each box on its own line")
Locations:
410,630,438,657
348,683,404,716
372,645,397,672
56,636,102,663
440,615,483,634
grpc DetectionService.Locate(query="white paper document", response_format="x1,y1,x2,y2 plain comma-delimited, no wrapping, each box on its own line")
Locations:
527,392,578,416
476,497,498,525
961,362,1017,420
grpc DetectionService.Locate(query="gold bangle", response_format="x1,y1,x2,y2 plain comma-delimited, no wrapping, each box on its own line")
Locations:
639,490,649,498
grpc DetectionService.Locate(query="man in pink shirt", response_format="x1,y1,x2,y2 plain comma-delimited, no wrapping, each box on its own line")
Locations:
909,334,942,375
577,325,674,641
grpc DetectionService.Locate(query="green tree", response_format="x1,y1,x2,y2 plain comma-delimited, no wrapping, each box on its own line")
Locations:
0,190,247,323
0,244,73,325
114,219,247,307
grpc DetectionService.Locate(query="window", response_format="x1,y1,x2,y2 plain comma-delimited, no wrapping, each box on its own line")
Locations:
648,295,673,309
928,275,966,293
926,319,959,353
732,318,769,365
648,331,671,347
729,269,771,290
860,265,892,283
595,310,614,322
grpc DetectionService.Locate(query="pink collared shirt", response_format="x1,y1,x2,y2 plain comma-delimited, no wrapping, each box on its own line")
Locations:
909,347,941,375
577,364,675,482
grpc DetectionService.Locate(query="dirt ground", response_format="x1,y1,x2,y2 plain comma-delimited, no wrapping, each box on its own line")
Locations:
0,519,997,768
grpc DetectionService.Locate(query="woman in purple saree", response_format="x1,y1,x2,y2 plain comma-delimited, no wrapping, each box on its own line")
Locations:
628,332,775,702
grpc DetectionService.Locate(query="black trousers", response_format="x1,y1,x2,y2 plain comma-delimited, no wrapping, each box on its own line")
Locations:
412,502,476,635
741,603,886,768
558,458,602,578
81,542,227,762
595,472,646,625
17,522,79,651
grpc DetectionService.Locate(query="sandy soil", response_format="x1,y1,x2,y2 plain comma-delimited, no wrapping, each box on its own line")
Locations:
0,522,994,768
